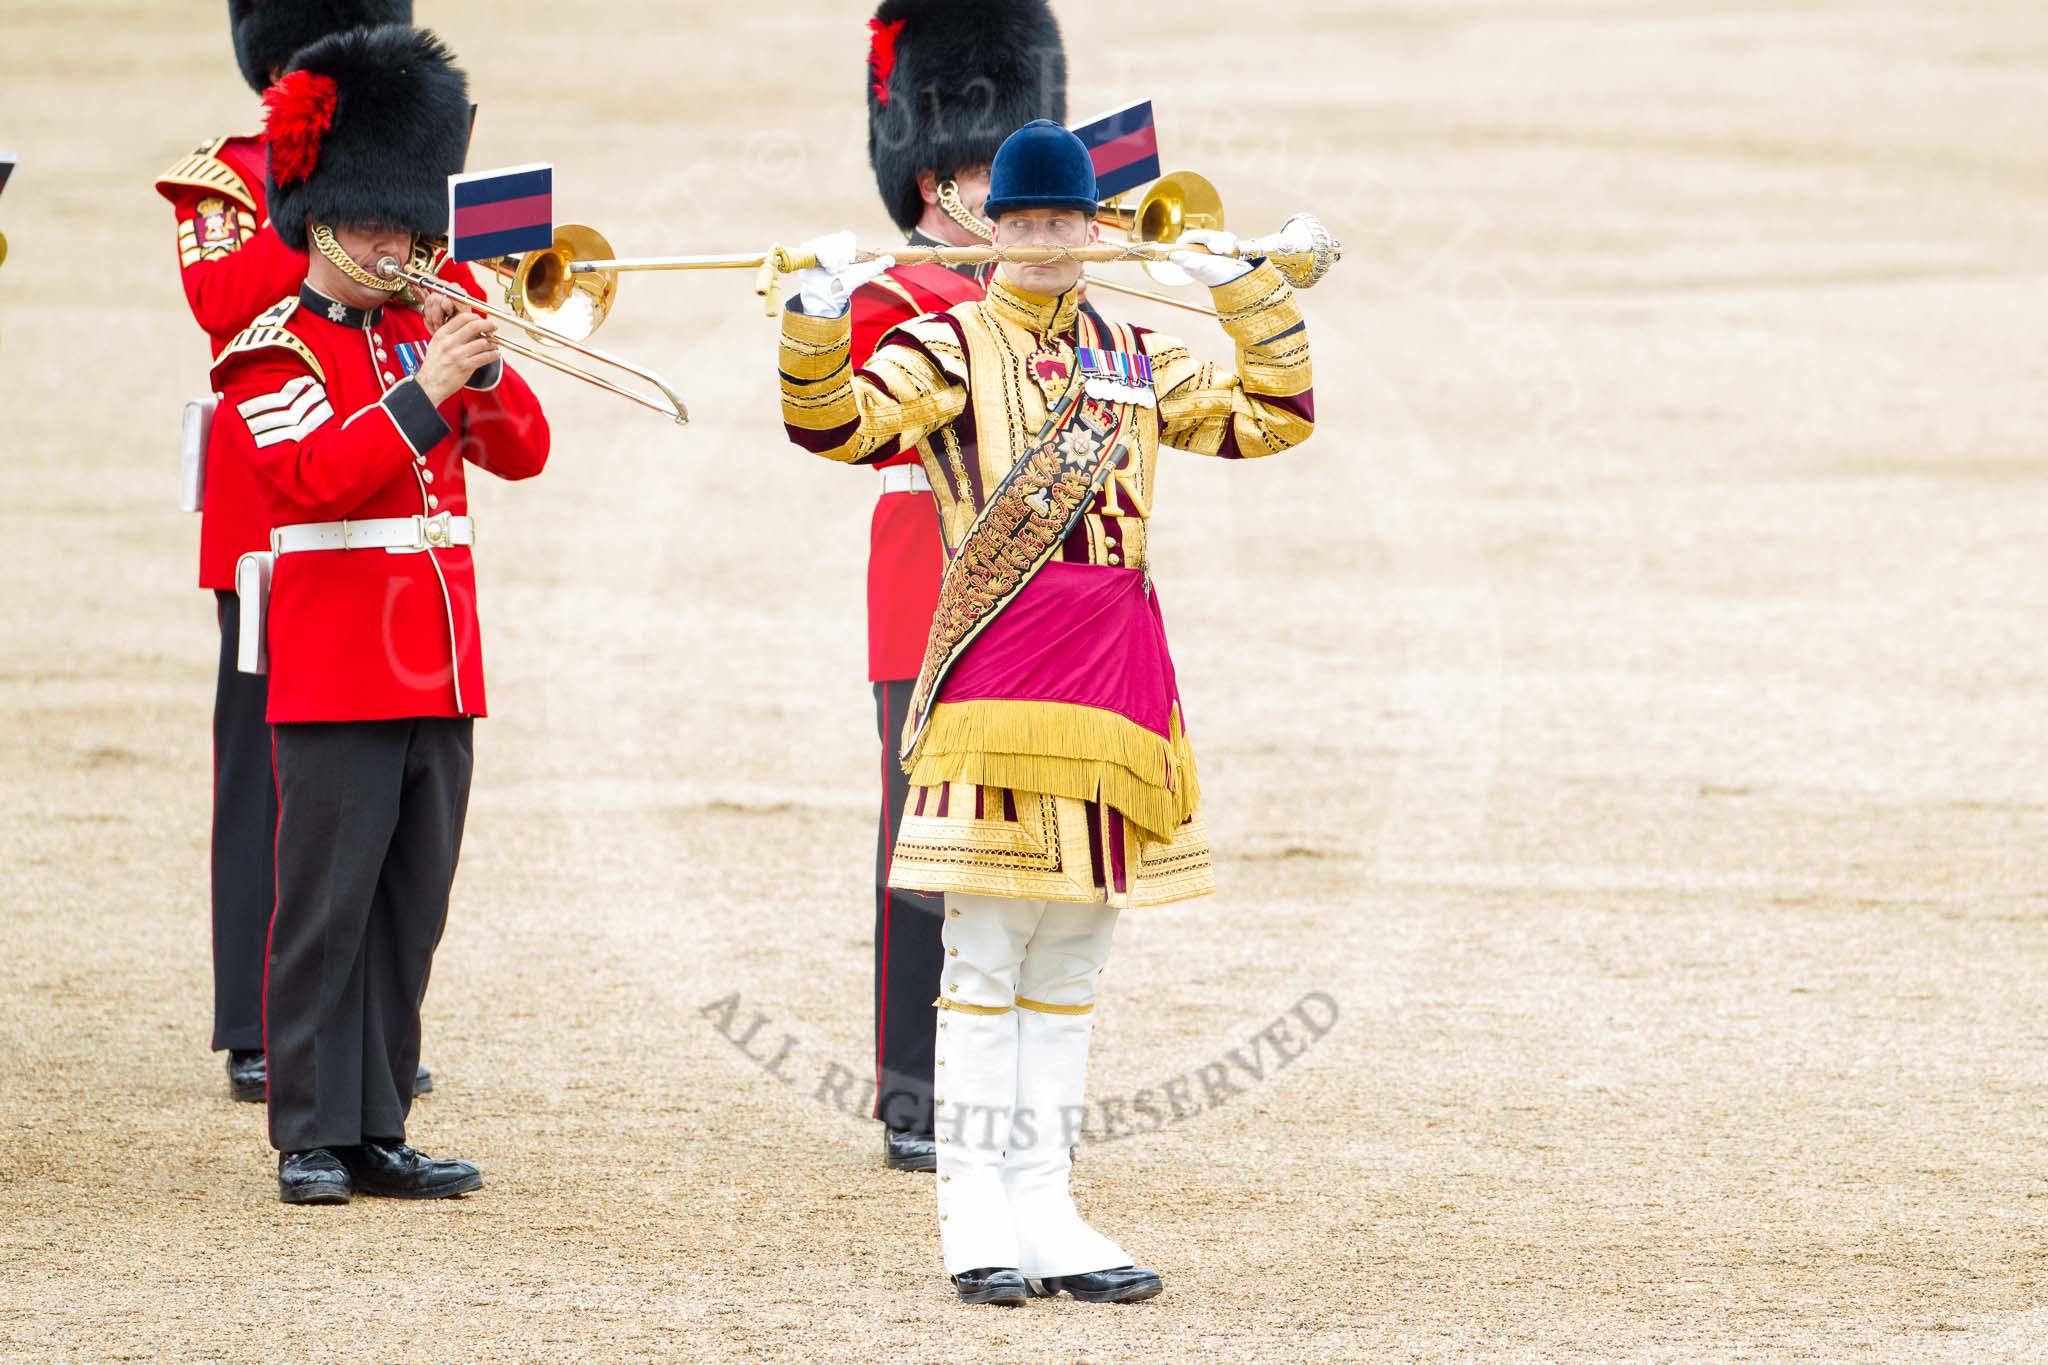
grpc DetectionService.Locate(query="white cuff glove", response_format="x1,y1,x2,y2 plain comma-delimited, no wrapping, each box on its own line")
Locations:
794,230,895,318
1170,227,1253,288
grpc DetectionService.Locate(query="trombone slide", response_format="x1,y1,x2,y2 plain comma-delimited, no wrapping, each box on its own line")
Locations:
381,256,689,425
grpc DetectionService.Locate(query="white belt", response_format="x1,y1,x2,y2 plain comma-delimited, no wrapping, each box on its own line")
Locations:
270,512,475,556
878,465,931,495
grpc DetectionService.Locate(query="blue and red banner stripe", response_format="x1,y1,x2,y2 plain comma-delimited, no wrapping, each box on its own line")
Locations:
447,162,553,262
1068,99,1159,202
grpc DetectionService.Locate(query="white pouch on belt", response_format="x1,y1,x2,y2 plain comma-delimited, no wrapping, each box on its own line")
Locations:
234,551,273,675
180,397,214,512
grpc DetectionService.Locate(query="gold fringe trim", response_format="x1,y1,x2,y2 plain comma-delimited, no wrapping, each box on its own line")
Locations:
933,997,1011,1016
1015,996,1093,1015
212,297,324,384
907,699,1199,844
154,138,257,212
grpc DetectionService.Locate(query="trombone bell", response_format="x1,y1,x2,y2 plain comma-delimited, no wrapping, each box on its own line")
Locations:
1098,170,1224,287
483,224,619,343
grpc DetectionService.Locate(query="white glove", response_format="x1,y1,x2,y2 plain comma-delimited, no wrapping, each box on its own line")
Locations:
1170,227,1253,288
793,230,895,317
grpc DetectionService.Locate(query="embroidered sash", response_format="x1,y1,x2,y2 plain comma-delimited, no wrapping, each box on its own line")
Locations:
900,316,1147,765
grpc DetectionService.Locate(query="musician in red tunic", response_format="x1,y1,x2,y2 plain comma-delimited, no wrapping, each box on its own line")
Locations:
853,0,1068,1175
210,25,549,1205
153,0,413,1107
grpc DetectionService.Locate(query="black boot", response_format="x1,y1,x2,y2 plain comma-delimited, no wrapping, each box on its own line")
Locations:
226,1050,266,1103
278,1149,352,1205
1031,1265,1164,1303
415,1065,434,1094
338,1141,481,1199
883,1126,936,1172
950,1268,1029,1306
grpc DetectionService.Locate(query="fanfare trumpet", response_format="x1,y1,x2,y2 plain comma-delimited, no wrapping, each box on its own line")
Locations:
376,231,688,425
551,171,1340,320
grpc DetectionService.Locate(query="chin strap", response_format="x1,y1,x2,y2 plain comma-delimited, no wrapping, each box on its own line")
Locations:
937,179,994,243
310,223,409,294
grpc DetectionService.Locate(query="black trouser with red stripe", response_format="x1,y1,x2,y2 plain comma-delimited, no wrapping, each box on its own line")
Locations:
874,680,944,1138
266,717,471,1153
211,590,275,1053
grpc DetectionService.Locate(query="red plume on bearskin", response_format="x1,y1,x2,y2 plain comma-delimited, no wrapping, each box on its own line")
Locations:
867,17,905,105
264,70,339,184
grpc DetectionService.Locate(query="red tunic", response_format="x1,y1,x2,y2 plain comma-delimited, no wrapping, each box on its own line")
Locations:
155,135,309,590
155,136,494,592
210,285,551,723
847,261,985,681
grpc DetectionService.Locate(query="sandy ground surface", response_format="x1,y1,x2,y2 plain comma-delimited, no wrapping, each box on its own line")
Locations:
4,0,2047,1359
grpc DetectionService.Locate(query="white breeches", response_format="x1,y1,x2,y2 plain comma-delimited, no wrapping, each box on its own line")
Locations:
934,891,1128,1278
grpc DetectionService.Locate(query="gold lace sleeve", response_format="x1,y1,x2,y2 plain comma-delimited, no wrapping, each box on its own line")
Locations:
780,308,967,465
1149,262,1315,460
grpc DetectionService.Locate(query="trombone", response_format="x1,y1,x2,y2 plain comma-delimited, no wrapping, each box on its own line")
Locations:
377,230,688,425
1089,169,1228,313
550,171,1340,319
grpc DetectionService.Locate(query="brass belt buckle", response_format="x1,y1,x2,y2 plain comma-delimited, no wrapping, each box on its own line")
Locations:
422,511,451,548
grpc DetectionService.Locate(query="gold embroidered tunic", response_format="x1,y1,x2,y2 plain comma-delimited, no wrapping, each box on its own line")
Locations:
779,265,1314,905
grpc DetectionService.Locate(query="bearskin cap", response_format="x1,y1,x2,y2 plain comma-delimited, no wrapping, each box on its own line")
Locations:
866,0,1067,231
227,0,413,94
264,24,470,253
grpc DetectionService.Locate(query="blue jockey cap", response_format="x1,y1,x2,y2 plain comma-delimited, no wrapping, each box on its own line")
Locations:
982,119,1099,218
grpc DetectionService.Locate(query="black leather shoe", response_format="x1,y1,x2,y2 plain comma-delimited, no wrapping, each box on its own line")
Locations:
950,1268,1029,1306
883,1127,936,1172
278,1149,351,1205
227,1050,266,1103
1031,1265,1164,1303
414,1065,434,1094
338,1142,481,1199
